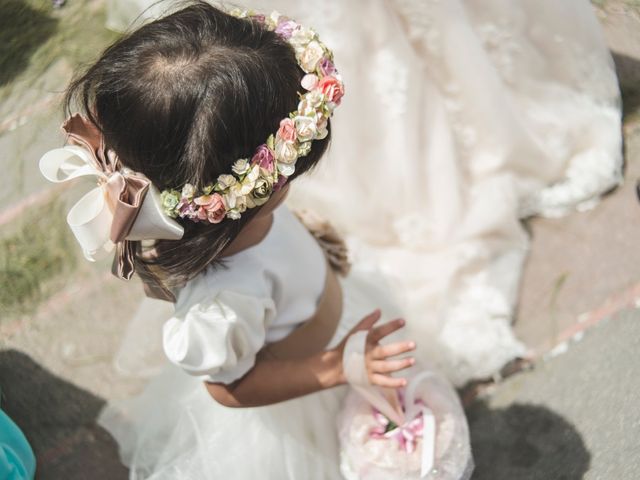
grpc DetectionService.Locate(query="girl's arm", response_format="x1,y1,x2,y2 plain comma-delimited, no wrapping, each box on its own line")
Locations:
205,310,416,408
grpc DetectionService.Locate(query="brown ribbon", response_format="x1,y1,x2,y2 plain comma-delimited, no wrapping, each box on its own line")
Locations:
293,209,351,276
62,114,150,280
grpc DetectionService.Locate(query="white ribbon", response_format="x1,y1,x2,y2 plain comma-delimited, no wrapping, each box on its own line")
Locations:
39,145,184,261
343,331,436,477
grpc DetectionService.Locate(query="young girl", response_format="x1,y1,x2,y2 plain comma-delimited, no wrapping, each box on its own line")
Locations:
43,2,471,478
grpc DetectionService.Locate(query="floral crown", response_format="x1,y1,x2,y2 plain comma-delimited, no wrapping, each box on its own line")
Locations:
160,9,344,224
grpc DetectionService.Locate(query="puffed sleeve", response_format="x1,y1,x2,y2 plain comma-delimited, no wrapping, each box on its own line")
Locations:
162,290,276,385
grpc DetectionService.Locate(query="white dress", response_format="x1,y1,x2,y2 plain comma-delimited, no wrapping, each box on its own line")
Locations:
105,0,623,386
99,206,472,479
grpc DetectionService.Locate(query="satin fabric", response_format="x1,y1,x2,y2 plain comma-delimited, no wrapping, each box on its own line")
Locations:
0,409,36,480
62,114,150,280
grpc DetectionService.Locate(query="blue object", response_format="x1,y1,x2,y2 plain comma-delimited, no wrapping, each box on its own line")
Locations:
0,409,35,480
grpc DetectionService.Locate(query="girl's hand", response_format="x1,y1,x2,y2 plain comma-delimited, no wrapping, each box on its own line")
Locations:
334,309,416,388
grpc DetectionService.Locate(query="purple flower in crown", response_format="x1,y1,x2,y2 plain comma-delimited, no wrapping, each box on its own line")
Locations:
251,144,275,172
319,58,336,76
177,198,199,221
273,174,288,191
275,20,298,39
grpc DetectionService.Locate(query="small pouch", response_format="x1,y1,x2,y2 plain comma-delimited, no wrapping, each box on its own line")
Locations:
338,331,474,480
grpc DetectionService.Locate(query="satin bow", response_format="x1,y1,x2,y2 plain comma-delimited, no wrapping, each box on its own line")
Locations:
343,331,437,477
370,404,426,454
39,114,184,280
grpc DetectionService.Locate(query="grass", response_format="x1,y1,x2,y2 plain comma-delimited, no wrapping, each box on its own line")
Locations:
549,272,569,346
0,0,58,87
0,0,119,104
0,0,119,316
592,0,640,8
0,195,78,318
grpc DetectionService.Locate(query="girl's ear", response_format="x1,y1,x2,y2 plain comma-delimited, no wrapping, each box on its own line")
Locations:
257,183,291,217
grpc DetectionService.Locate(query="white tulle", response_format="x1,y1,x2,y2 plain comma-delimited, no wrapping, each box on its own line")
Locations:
100,267,473,479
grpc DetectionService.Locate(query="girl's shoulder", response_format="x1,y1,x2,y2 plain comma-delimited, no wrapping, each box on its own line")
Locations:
174,254,273,316
174,206,288,297
173,203,326,329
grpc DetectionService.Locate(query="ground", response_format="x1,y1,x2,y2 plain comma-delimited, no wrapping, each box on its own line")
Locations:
0,1,638,479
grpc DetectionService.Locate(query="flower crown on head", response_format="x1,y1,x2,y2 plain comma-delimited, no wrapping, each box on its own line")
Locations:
160,9,344,224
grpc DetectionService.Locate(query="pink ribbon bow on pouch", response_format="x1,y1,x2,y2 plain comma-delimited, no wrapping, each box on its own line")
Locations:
370,404,426,454
39,114,183,280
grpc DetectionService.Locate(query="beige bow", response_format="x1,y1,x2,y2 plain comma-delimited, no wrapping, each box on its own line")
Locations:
39,114,184,280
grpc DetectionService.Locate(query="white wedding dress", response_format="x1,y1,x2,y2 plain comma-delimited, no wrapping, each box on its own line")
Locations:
105,0,622,385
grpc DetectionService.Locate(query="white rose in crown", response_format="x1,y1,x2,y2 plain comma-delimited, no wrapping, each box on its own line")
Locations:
294,116,318,142
274,138,299,165
289,27,316,49
298,40,325,73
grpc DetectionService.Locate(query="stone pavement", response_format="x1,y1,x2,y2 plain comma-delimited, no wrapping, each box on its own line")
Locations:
0,1,639,479
469,309,640,480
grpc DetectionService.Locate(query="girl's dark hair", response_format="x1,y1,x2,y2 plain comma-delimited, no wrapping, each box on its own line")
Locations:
64,1,331,292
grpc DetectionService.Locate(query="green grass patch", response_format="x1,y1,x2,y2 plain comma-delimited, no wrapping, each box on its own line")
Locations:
0,196,78,317
0,0,120,103
549,272,569,345
0,0,58,86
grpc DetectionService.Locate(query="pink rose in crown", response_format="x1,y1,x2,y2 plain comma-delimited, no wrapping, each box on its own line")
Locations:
301,74,319,91
194,193,227,224
318,75,345,105
252,144,275,172
277,118,297,142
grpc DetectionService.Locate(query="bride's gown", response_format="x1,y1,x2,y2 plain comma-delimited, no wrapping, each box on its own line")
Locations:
106,0,622,385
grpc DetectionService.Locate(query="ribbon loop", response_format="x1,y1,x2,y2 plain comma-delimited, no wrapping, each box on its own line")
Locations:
39,114,184,278
343,331,405,426
39,145,103,183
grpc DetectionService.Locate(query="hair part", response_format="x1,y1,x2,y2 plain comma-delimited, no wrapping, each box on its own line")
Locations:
64,1,331,292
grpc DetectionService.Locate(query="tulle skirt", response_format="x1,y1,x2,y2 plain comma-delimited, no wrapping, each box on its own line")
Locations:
98,267,472,479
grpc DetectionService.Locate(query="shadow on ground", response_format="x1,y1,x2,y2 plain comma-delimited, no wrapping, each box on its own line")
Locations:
0,0,58,87
613,51,640,120
467,401,590,480
0,350,127,480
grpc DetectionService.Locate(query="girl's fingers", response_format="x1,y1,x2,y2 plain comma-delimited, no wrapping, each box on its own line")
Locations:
368,318,405,343
371,357,415,374
370,373,407,389
352,309,382,333
372,340,416,360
